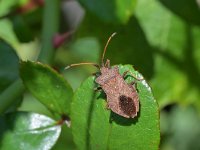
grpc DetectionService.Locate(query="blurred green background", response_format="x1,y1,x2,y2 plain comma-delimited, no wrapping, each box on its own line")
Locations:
0,0,200,149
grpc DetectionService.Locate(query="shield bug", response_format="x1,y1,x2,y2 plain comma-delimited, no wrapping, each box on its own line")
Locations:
65,33,142,118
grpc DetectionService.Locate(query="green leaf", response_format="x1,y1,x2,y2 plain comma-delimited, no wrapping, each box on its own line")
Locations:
160,0,200,25
71,64,160,150
11,15,34,43
135,0,200,109
56,37,100,65
20,61,73,117
0,0,18,17
52,125,76,150
0,40,22,112
0,19,19,46
135,0,187,51
0,111,61,150
77,13,154,79
56,37,100,90
161,106,200,150
0,40,19,91
78,0,137,23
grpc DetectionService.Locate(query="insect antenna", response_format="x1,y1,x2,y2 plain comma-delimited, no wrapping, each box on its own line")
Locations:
101,32,117,66
65,62,100,70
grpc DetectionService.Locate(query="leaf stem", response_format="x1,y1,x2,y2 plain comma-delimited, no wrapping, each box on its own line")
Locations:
38,0,60,64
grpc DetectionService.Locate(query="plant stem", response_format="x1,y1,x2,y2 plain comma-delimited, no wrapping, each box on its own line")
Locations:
0,79,25,115
38,0,60,64
0,1,60,114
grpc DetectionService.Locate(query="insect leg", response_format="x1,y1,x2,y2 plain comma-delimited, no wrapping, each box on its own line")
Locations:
122,71,129,78
123,70,143,81
106,103,110,109
94,86,102,92
129,81,139,93
130,81,136,86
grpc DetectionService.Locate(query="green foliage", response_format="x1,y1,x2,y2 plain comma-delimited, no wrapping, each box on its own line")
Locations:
71,65,160,150
135,0,200,108
1,0,200,149
0,40,22,113
0,40,19,91
77,14,154,79
77,0,137,23
161,106,200,150
11,15,34,43
0,112,61,150
160,0,200,25
20,61,73,117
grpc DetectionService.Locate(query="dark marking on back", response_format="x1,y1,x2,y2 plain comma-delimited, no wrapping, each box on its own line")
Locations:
119,95,136,117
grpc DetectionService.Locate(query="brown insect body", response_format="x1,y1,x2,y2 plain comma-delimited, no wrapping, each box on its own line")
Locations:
66,33,140,118
96,60,139,118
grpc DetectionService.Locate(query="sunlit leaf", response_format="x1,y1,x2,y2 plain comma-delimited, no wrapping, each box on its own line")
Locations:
0,111,61,150
20,61,73,117
78,0,137,23
77,13,154,79
71,64,160,150
135,0,200,108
